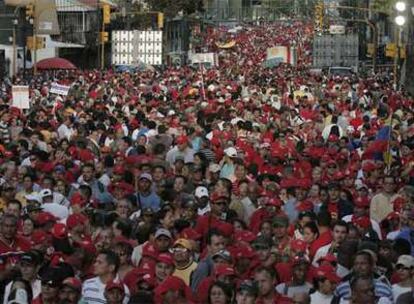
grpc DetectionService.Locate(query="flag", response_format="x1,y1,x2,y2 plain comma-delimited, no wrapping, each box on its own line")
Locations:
364,125,391,160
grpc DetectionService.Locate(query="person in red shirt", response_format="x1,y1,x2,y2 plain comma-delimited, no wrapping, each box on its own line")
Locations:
0,214,31,279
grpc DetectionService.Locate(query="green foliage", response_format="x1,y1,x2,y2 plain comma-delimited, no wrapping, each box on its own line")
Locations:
146,0,203,16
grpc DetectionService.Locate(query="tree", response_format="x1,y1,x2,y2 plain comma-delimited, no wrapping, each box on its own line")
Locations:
146,0,203,16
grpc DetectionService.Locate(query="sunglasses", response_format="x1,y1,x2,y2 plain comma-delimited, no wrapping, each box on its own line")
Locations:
396,264,411,271
170,247,188,253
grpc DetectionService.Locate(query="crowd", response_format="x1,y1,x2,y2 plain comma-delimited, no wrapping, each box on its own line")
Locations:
0,20,414,304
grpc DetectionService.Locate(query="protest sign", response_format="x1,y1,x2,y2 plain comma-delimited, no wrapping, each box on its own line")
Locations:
12,86,30,109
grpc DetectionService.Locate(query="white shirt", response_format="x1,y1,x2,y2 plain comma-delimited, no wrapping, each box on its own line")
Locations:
57,124,74,140
310,291,333,304
3,279,41,304
42,202,69,219
393,284,412,303
82,276,130,304
165,146,195,166
312,243,332,267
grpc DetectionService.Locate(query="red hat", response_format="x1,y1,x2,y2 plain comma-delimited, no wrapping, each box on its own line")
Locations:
142,242,159,259
290,239,308,253
318,253,337,264
354,196,370,209
332,171,345,181
233,245,256,260
234,230,257,243
75,237,96,255
176,135,188,145
155,276,187,296
328,134,339,142
113,165,125,175
31,230,50,246
36,212,57,226
51,223,68,239
78,149,95,162
62,277,82,291
105,281,125,293
66,213,88,230
352,216,371,229
314,264,340,283
362,161,377,172
214,264,236,277
180,228,202,240
113,236,135,247
266,197,282,208
157,253,174,266
386,211,400,221
292,255,310,266
70,192,87,206
296,201,314,212
215,222,234,237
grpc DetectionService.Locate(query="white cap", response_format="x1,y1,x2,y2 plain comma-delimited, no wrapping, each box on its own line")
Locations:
25,193,41,203
224,147,237,158
195,186,209,198
209,163,221,173
39,189,53,198
396,255,414,268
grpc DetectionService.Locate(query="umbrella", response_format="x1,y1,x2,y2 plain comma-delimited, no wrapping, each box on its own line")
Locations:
35,57,77,70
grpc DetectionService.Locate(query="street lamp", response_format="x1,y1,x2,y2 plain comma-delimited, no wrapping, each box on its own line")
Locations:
395,15,406,26
395,1,406,12
12,18,18,76
393,15,406,90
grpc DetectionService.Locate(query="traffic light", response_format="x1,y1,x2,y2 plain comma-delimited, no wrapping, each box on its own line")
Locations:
26,4,34,20
157,12,164,29
100,31,109,43
314,2,324,30
103,4,110,24
27,36,34,50
36,37,46,49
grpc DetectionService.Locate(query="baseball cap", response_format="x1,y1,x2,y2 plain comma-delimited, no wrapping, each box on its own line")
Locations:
214,264,236,277
173,238,192,251
139,173,153,182
154,228,172,239
224,147,237,158
195,186,209,198
105,281,125,293
176,135,188,145
212,249,233,262
157,253,174,266
40,189,53,198
40,267,62,288
292,255,310,267
208,163,221,173
62,277,82,292
20,251,42,265
396,255,414,268
314,264,340,283
237,280,258,297
25,193,41,203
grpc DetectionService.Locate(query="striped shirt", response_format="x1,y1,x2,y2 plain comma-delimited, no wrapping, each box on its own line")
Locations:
82,276,130,304
0,121,10,145
334,277,393,303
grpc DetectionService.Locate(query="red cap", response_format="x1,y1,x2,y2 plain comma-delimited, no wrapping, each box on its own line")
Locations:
317,253,337,265
78,149,95,162
142,242,158,259
214,264,236,277
113,164,125,175
76,238,96,255
176,135,188,145
215,222,234,237
328,134,339,142
66,213,88,230
354,196,370,209
155,276,187,296
290,239,307,253
386,211,400,221
296,200,314,212
157,253,174,266
315,264,340,283
36,212,57,226
266,197,282,208
234,230,257,243
233,245,256,259
70,192,87,206
352,216,371,229
62,277,82,291
362,161,377,172
113,236,134,247
105,281,125,293
51,223,68,239
31,230,50,246
292,255,310,266
180,228,202,240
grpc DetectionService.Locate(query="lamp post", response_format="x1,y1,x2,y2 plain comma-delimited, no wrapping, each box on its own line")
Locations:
12,18,18,76
394,2,406,90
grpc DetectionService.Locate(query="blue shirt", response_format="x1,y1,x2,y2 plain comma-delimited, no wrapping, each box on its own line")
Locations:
396,228,414,255
137,192,161,211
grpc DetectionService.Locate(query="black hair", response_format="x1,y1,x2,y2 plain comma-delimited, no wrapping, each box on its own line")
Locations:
317,212,332,227
303,221,320,239
113,218,133,238
99,250,120,274
208,281,233,304
333,220,349,233
206,228,224,246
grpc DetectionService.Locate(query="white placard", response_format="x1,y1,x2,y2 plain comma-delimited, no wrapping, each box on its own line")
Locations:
12,86,30,109
50,83,70,96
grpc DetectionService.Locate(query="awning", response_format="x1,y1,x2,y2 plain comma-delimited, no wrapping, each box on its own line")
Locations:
35,57,77,70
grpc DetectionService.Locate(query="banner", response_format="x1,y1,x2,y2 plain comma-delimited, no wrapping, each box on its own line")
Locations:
12,86,30,109
265,46,297,68
216,40,236,49
35,0,60,35
189,53,218,66
50,83,70,96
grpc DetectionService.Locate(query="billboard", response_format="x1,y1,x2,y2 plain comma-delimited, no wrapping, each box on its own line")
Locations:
112,30,163,66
